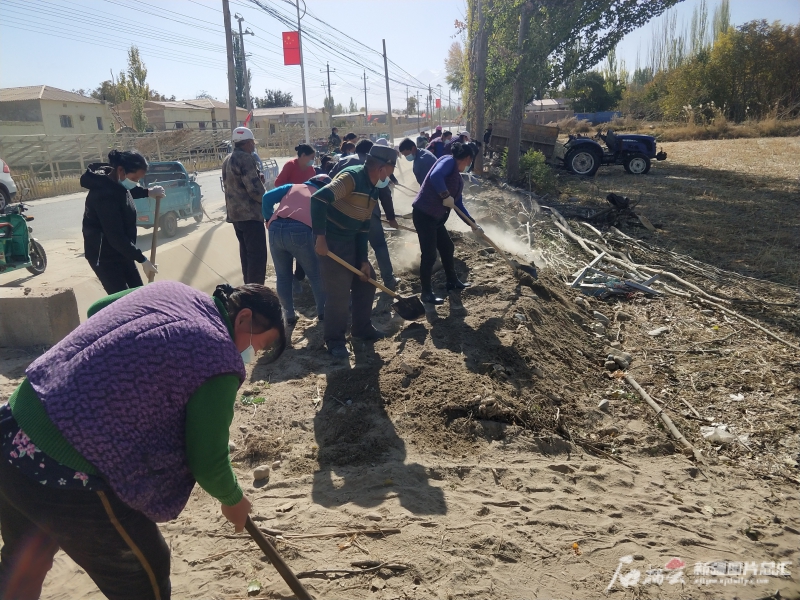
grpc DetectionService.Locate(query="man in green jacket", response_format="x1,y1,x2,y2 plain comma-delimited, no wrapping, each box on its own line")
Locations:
311,145,397,358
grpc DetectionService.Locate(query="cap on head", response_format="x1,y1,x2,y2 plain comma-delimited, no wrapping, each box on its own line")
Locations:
368,145,398,166
232,127,255,142
374,138,390,147
435,125,442,131
460,131,470,138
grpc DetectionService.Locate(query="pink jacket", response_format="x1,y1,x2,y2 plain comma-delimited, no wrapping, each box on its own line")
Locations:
267,184,313,228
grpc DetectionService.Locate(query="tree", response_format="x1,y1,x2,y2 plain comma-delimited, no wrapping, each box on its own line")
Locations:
445,42,465,91
323,95,336,115
254,89,293,108
196,90,216,100
565,71,614,112
407,96,418,114
233,34,251,108
348,97,358,112
126,46,149,132
466,0,682,180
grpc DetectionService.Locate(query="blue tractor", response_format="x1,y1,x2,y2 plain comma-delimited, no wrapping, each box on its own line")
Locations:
562,129,667,176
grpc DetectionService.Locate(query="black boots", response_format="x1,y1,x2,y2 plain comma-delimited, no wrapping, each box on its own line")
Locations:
421,291,445,305
446,278,471,291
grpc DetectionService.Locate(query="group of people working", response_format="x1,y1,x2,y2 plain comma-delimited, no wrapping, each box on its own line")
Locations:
0,124,483,598
224,126,482,355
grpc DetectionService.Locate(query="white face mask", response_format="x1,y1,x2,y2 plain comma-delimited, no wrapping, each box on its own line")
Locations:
240,322,255,364
120,178,138,190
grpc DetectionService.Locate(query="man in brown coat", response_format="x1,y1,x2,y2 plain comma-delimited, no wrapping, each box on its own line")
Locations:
222,127,267,284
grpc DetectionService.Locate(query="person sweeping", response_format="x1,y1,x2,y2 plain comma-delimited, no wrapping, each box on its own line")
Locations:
81,150,164,294
412,142,480,305
0,281,285,600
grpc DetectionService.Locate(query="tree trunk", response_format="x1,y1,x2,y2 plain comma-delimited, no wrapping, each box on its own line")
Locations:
506,2,533,183
472,0,490,175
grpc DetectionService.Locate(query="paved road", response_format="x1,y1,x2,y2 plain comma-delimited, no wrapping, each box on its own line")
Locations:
22,169,229,244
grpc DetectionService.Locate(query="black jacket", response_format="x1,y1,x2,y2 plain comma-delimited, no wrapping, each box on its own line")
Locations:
81,163,149,266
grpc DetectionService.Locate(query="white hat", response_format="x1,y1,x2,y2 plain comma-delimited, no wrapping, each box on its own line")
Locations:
459,131,471,138
375,137,390,146
232,127,255,142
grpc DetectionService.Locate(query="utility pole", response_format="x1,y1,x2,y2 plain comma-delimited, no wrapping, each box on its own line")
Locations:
234,13,254,110
320,63,335,129
222,0,237,130
406,85,409,120
382,39,394,144
363,71,368,119
416,91,420,133
294,0,310,143
428,85,433,131
437,84,442,128
448,88,451,126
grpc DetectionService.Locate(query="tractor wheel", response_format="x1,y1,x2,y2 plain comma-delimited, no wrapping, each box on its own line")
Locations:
26,240,47,275
194,211,203,223
161,212,179,238
624,153,651,174
565,148,601,176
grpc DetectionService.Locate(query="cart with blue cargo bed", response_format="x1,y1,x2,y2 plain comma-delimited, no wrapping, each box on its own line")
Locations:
135,161,203,238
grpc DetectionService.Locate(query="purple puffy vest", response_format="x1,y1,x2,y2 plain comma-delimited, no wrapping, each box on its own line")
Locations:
26,281,246,522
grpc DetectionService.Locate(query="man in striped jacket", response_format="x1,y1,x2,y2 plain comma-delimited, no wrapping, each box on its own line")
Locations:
311,145,396,358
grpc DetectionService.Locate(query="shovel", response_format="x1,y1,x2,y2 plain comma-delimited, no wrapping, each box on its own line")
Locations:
452,205,538,280
326,251,425,320
245,517,314,600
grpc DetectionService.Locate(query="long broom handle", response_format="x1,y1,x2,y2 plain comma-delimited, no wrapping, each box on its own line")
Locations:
325,250,399,298
147,196,162,283
244,517,314,600
451,205,518,274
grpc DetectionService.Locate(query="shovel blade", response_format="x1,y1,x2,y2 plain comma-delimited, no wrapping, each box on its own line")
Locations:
512,261,538,279
392,295,426,320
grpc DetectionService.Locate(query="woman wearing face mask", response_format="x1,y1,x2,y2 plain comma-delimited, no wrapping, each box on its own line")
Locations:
80,150,165,294
0,280,285,599
274,144,317,186
411,142,481,305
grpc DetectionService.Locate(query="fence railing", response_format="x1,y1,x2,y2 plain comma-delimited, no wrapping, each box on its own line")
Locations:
0,121,443,201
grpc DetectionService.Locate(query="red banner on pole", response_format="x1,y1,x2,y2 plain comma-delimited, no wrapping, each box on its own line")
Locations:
282,31,300,66
435,98,441,109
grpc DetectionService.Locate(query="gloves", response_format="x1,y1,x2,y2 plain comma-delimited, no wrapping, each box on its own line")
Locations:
471,223,483,233
141,259,158,278
149,185,166,199
442,195,456,209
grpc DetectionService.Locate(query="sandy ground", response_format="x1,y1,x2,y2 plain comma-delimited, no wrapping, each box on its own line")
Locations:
0,140,798,599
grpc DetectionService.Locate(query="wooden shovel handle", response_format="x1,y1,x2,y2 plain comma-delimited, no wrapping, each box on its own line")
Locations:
326,251,399,298
245,517,314,600
451,205,518,274
147,195,162,283
381,219,417,233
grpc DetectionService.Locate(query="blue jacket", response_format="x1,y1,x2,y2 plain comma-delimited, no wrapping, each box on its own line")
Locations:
411,148,437,185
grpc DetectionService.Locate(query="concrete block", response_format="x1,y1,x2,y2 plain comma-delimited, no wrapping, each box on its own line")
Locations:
0,287,80,347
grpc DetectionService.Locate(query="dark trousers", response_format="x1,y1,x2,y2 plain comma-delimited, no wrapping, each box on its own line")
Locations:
232,220,267,285
318,236,376,349
90,260,144,295
368,212,395,288
412,208,457,293
0,457,171,600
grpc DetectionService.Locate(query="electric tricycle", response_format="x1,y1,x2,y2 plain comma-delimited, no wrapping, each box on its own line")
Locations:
0,200,47,276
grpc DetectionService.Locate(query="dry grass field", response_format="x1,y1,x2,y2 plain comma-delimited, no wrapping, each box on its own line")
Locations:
558,136,800,287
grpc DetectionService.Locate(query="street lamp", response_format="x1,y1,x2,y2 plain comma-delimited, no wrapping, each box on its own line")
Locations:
436,84,442,128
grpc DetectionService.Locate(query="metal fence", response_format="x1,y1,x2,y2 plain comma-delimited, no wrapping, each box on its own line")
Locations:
0,121,438,201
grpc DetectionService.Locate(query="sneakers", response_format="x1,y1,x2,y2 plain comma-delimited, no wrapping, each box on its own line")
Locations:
328,345,350,358
352,327,387,341
421,291,445,305
383,276,401,293
446,279,471,291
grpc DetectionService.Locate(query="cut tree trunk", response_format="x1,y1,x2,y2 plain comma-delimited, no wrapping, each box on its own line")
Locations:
506,2,534,183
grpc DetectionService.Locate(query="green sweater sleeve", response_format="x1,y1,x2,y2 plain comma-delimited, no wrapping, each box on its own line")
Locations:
185,374,243,506
87,288,138,318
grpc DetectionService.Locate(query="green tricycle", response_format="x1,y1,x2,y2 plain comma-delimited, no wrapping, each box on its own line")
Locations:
0,200,47,276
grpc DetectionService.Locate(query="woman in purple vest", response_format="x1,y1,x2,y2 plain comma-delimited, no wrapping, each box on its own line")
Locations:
0,281,285,600
412,142,481,305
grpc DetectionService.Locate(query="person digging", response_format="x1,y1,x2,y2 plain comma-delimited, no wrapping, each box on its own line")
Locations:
411,141,481,305
311,145,396,358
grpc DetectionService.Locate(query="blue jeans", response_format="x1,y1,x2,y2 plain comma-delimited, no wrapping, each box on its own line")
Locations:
268,219,326,320
369,211,395,289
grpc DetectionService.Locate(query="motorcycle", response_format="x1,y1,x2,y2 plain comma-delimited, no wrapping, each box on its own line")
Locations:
0,199,47,276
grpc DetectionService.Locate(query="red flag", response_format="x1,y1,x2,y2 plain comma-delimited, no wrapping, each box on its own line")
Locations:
435,98,441,109
243,110,253,127
282,31,300,66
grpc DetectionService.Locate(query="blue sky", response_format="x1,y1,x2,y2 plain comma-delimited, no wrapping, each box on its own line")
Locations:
1,0,798,111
